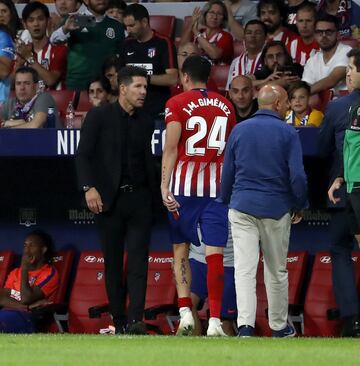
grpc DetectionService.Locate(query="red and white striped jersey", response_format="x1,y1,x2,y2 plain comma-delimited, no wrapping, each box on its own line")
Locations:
226,50,263,90
34,42,67,90
165,89,236,198
268,27,299,46
288,37,319,66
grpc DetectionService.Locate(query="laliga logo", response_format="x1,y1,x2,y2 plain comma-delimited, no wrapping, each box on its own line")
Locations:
97,272,104,281
84,256,97,263
0,256,4,262
154,272,161,282
320,256,331,264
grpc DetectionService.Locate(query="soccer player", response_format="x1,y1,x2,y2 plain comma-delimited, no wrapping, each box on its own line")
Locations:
161,55,236,336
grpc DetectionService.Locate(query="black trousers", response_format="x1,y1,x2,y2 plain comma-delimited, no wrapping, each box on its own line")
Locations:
96,187,152,325
330,206,359,318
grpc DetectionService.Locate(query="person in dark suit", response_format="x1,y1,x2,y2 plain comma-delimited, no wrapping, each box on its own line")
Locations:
75,65,158,335
318,70,360,337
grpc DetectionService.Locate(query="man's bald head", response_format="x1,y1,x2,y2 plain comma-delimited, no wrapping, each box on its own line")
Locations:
258,84,289,118
229,75,254,114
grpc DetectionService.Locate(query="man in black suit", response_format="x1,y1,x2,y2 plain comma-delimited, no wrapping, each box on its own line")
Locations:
75,66,157,334
319,66,360,337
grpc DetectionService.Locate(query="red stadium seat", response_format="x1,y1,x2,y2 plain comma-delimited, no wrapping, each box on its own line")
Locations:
150,15,176,39
210,64,230,95
143,252,177,334
52,250,75,305
309,89,334,112
36,250,75,333
0,251,14,287
233,40,245,57
255,251,308,336
75,91,93,113
48,90,76,120
67,251,112,333
303,251,360,337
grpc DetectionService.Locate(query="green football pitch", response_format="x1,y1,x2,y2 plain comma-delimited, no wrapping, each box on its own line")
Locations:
0,335,358,366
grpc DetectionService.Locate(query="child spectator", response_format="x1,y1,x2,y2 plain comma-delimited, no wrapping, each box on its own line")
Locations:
285,80,324,126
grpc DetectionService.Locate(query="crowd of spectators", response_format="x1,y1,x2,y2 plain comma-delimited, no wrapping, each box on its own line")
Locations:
0,0,357,128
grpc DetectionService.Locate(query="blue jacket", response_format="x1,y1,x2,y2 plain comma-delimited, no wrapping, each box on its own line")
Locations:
221,109,308,219
318,89,360,206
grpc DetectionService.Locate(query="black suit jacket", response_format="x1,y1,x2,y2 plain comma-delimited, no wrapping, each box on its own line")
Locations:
75,102,158,211
318,89,360,208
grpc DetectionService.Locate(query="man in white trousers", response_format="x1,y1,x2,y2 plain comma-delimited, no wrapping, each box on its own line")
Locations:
220,84,308,337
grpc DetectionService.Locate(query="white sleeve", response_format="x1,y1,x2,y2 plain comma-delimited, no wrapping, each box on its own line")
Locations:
332,44,352,67
301,58,315,85
50,27,70,44
225,57,238,91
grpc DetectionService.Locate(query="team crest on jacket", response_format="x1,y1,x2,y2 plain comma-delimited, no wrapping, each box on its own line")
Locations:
148,47,156,58
106,28,115,39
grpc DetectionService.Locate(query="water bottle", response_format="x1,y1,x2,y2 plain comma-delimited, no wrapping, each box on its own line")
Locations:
46,107,56,128
66,100,75,129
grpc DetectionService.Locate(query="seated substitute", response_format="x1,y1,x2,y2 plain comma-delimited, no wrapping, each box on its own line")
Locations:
1,67,59,128
0,230,59,333
189,229,237,336
285,80,324,127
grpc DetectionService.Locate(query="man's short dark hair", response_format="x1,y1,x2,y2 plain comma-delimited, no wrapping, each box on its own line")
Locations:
108,0,126,11
257,0,288,23
262,40,293,65
15,66,39,83
123,3,149,22
244,19,267,35
22,1,50,22
181,55,211,84
26,230,55,264
287,80,311,99
315,12,339,31
102,55,122,74
118,66,148,86
347,48,360,72
88,76,112,94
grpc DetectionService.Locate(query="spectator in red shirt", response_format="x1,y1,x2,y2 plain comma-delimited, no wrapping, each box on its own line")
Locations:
258,0,298,46
180,0,234,65
0,230,59,333
15,2,67,90
288,3,319,66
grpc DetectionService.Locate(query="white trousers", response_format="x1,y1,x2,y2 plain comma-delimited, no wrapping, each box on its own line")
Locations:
229,209,291,331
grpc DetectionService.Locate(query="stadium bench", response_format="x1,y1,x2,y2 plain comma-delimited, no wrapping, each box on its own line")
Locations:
0,251,14,287
255,251,308,336
303,251,360,336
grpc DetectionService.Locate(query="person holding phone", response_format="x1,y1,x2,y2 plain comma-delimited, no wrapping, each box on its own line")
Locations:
50,0,125,91
252,40,303,90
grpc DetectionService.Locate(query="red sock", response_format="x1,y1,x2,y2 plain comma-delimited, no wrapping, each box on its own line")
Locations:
177,297,192,309
206,253,224,318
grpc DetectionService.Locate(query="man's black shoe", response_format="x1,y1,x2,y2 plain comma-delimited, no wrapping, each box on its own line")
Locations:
114,323,127,335
341,316,360,337
127,321,147,335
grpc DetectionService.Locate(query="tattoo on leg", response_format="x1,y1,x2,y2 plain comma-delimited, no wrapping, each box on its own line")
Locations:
180,258,188,285
171,260,178,286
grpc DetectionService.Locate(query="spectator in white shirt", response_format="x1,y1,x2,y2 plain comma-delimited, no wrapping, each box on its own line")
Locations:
302,13,351,95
